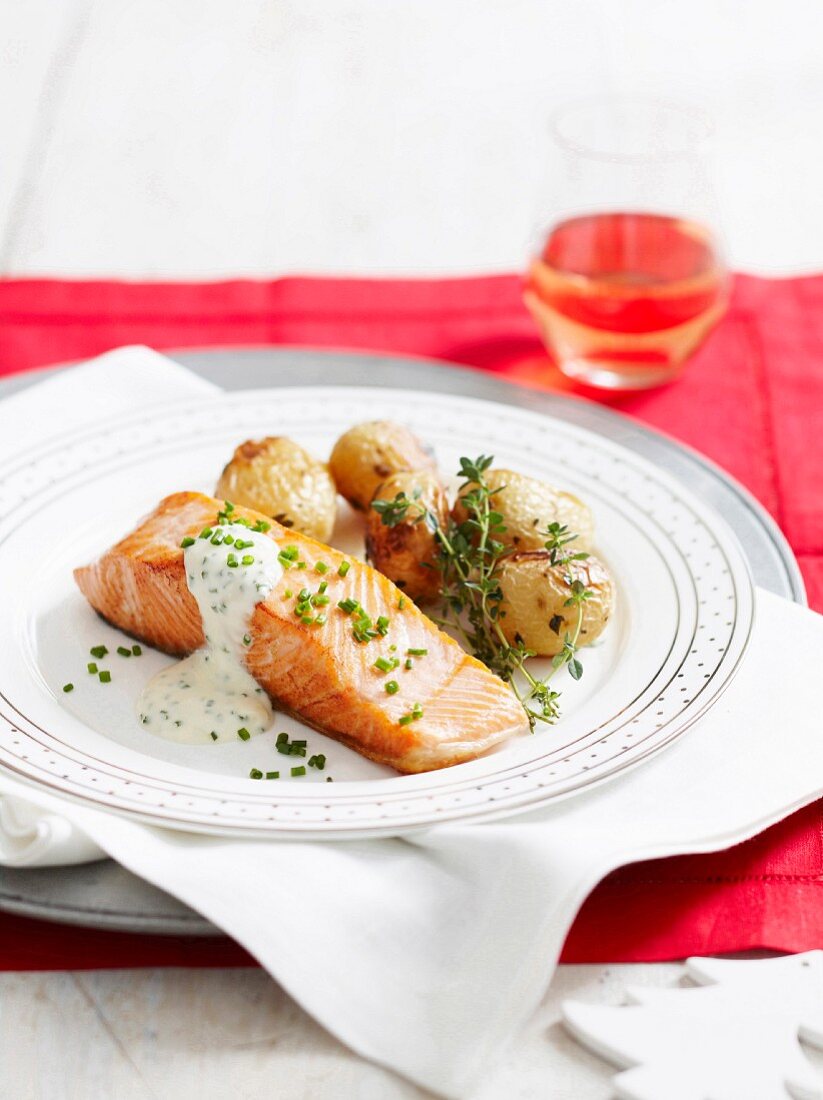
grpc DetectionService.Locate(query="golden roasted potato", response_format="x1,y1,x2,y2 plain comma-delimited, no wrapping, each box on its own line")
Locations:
365,471,448,603
215,437,337,542
497,552,614,656
329,420,437,511
454,468,593,552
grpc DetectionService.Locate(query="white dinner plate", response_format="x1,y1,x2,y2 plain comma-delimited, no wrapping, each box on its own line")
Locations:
1,386,754,837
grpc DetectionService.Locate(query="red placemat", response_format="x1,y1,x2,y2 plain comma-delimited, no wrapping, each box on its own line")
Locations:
0,273,821,969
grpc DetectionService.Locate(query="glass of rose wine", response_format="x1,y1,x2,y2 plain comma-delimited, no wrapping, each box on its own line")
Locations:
525,98,729,390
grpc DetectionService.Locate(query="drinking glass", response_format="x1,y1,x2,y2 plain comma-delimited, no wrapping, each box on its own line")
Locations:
524,98,729,390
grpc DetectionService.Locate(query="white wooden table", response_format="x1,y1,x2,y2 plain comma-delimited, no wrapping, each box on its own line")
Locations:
2,2,822,1096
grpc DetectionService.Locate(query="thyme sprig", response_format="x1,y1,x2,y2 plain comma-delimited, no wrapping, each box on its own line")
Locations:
372,456,592,729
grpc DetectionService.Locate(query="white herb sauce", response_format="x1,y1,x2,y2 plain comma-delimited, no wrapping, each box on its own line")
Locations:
138,524,282,744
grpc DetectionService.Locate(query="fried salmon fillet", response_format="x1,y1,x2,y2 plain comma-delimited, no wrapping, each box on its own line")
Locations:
74,492,528,772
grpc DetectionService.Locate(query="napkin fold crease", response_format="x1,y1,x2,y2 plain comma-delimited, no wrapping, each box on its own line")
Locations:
0,793,102,868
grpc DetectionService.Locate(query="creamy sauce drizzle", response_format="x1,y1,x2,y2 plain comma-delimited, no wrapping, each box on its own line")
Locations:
138,523,282,744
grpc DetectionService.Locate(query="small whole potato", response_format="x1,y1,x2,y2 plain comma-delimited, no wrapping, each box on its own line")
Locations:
497,552,614,657
454,468,594,552
329,420,437,511
365,471,448,603
215,437,337,542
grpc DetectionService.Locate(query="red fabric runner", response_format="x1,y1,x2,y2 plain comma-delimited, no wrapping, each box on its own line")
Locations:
0,273,821,969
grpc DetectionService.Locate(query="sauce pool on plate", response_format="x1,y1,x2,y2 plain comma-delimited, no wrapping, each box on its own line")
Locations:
137,523,282,744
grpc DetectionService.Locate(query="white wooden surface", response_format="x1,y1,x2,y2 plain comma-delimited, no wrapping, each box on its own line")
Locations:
2,0,823,278
1,2,822,1097
3,963,822,1099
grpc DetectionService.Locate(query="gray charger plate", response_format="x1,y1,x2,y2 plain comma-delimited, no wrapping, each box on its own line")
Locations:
0,348,806,936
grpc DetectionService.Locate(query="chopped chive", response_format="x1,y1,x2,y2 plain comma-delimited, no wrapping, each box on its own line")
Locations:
398,595,407,610
283,588,293,599
398,714,413,725
277,742,292,755
352,611,378,643
265,771,279,779
99,670,111,684
253,520,271,533
210,532,224,546
90,645,108,659
222,534,234,545
338,561,350,577
374,656,394,673
301,614,314,625
313,594,330,607
276,732,289,744
318,580,328,594
297,561,307,570
132,644,142,656
249,768,263,780
228,560,239,568
290,745,307,757
241,554,254,566
199,527,213,539
405,658,413,670
237,727,251,741
338,597,360,614
292,739,307,748
291,765,306,777
314,561,329,574
407,648,428,656
389,644,397,652
315,613,327,626
385,680,399,695
62,682,74,693
223,501,235,513
180,537,195,548
376,616,390,636
399,703,423,725
117,646,131,658
210,732,218,741
243,634,252,646
308,754,326,770
87,662,98,674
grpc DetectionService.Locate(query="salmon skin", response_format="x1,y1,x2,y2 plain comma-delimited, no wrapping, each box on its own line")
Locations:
74,492,528,773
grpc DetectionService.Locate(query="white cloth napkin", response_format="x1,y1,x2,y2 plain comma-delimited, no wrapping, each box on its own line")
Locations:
2,349,822,1099
0,794,101,867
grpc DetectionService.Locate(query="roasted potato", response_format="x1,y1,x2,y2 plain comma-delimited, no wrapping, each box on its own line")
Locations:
497,552,614,656
454,468,593,552
215,437,337,542
365,471,448,603
329,420,437,511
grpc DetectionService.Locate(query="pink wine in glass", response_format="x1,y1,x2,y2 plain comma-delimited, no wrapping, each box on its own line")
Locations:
524,212,728,390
